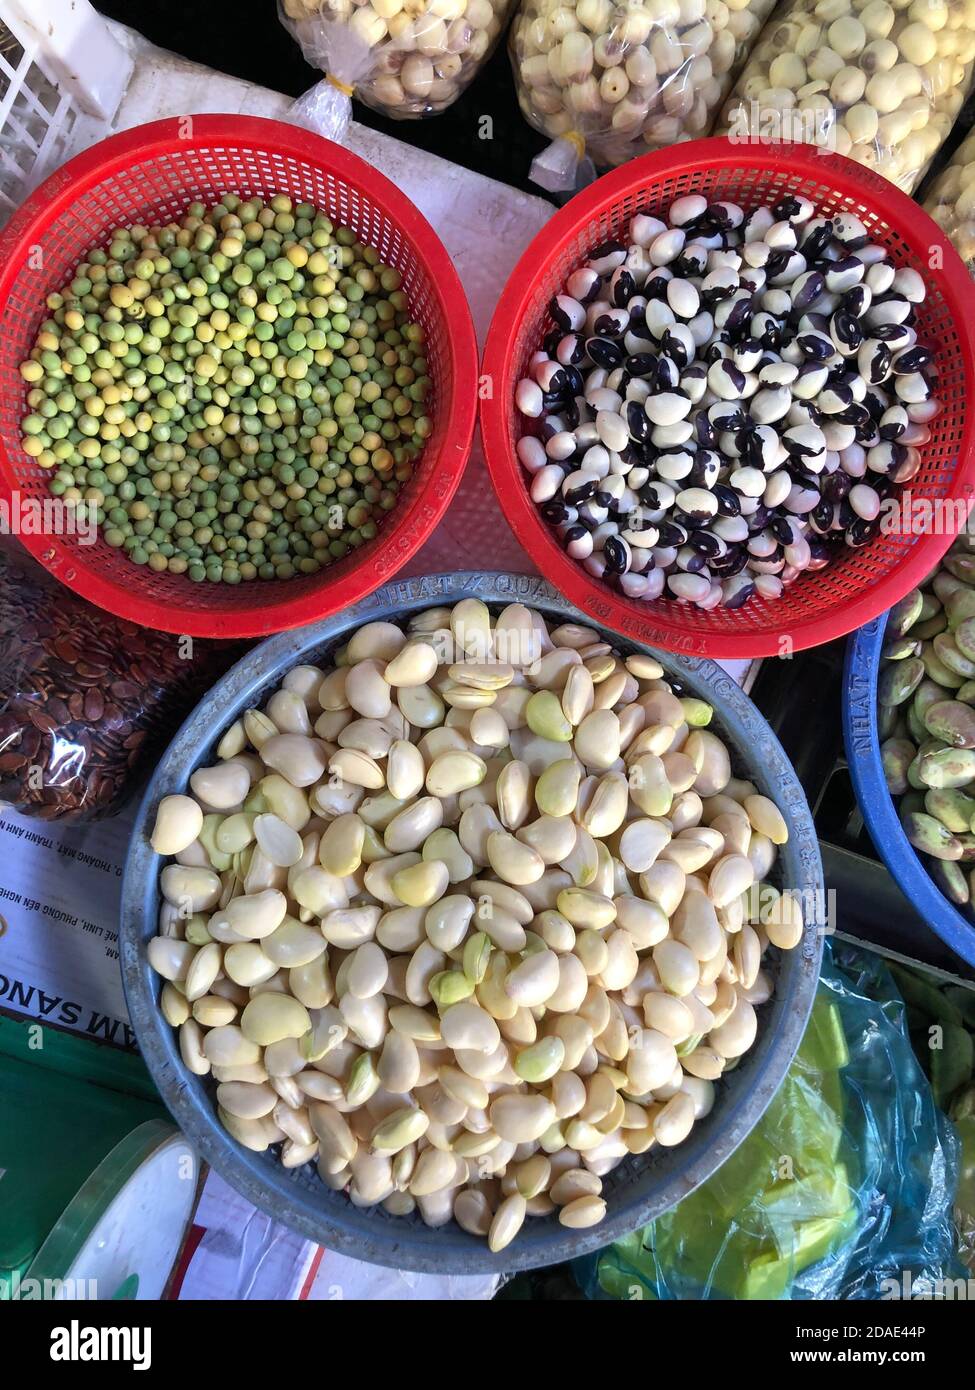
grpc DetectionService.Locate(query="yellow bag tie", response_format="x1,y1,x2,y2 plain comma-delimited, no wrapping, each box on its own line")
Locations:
564,130,586,159
326,74,355,98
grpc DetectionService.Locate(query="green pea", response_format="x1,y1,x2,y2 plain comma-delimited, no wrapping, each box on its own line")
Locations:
21,200,426,584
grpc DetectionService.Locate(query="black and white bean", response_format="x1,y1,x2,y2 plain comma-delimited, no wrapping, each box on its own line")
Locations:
516,195,939,611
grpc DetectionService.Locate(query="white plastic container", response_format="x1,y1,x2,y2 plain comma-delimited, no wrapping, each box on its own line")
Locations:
0,0,132,223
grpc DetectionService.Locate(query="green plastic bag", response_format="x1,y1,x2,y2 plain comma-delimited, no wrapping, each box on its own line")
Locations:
576,940,962,1301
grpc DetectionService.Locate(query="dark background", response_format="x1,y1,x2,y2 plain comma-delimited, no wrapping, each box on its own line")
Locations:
92,1,975,205
93,0,552,199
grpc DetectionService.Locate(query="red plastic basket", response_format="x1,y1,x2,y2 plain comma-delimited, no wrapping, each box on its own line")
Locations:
481,139,975,659
0,116,478,638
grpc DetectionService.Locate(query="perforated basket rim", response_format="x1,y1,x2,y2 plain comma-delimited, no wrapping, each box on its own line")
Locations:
0,115,478,638
480,138,975,660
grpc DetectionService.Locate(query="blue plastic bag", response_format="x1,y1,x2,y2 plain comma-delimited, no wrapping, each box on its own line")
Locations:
575,940,962,1300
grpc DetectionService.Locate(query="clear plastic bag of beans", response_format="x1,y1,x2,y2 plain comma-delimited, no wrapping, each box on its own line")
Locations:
719,0,975,194
279,0,514,134
510,0,777,192
924,126,975,271
0,546,245,823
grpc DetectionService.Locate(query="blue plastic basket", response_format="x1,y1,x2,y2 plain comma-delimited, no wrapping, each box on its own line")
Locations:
121,572,824,1274
844,615,975,968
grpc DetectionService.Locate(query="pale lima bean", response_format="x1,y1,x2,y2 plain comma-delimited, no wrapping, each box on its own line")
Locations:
559,1194,608,1229
441,1000,501,1053
487,830,545,885
260,734,329,787
505,949,562,1007
489,1193,527,1252
151,795,204,856
147,600,803,1252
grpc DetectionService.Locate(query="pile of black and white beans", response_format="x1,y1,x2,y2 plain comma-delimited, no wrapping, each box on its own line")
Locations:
515,193,940,610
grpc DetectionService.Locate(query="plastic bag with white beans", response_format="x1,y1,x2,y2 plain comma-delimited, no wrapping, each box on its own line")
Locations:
718,0,975,195
509,0,777,193
924,126,975,272
279,0,514,134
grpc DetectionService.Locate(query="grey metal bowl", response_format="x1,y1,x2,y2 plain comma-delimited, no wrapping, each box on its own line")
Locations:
121,572,824,1274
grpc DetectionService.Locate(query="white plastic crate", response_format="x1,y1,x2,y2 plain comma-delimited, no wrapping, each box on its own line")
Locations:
0,0,131,223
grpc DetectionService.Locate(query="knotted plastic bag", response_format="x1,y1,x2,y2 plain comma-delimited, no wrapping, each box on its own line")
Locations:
509,0,776,193
280,0,515,140
0,544,245,823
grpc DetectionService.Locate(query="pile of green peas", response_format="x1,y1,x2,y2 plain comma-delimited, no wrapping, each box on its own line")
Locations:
19,194,432,584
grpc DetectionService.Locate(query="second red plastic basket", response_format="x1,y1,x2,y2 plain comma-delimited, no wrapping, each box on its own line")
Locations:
481,139,975,659
0,116,478,638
